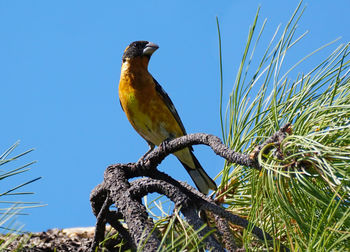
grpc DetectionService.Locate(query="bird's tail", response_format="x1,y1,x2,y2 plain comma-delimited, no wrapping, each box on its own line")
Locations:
180,152,217,194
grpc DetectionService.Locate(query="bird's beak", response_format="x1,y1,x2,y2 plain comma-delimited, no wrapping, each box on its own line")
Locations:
143,42,159,56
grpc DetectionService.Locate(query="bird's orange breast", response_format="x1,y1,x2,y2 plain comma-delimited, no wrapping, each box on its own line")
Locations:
118,59,184,146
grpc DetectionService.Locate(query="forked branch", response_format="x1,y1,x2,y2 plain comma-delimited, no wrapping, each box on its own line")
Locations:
90,123,291,251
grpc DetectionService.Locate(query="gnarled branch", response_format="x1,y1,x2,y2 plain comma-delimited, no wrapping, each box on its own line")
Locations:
90,123,291,251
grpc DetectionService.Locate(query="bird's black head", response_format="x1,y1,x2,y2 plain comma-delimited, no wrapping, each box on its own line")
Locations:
122,41,159,61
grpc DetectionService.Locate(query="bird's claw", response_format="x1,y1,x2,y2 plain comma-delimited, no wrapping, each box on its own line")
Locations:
137,142,155,168
160,138,172,152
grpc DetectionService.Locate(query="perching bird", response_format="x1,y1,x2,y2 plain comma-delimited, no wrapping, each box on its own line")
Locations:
118,41,216,194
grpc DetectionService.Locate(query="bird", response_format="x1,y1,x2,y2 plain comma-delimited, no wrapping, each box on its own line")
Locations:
118,41,217,194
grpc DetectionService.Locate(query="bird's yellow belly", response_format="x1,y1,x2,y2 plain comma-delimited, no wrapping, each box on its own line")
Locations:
119,74,194,167
120,87,181,146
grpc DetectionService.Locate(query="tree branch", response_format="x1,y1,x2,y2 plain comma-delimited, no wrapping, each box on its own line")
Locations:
89,124,291,251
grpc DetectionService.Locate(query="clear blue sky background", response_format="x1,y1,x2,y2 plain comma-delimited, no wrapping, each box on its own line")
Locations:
1,0,349,232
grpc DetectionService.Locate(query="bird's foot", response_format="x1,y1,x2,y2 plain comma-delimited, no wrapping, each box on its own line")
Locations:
159,137,172,153
137,143,155,168
137,153,149,168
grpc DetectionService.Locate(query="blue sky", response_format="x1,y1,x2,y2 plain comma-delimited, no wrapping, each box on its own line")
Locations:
1,1,349,232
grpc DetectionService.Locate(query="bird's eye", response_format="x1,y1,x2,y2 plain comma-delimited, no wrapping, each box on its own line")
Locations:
133,44,137,48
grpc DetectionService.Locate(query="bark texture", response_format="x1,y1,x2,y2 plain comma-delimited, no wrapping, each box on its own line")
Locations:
90,124,292,251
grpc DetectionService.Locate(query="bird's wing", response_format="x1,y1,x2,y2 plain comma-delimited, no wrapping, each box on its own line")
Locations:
153,77,188,136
